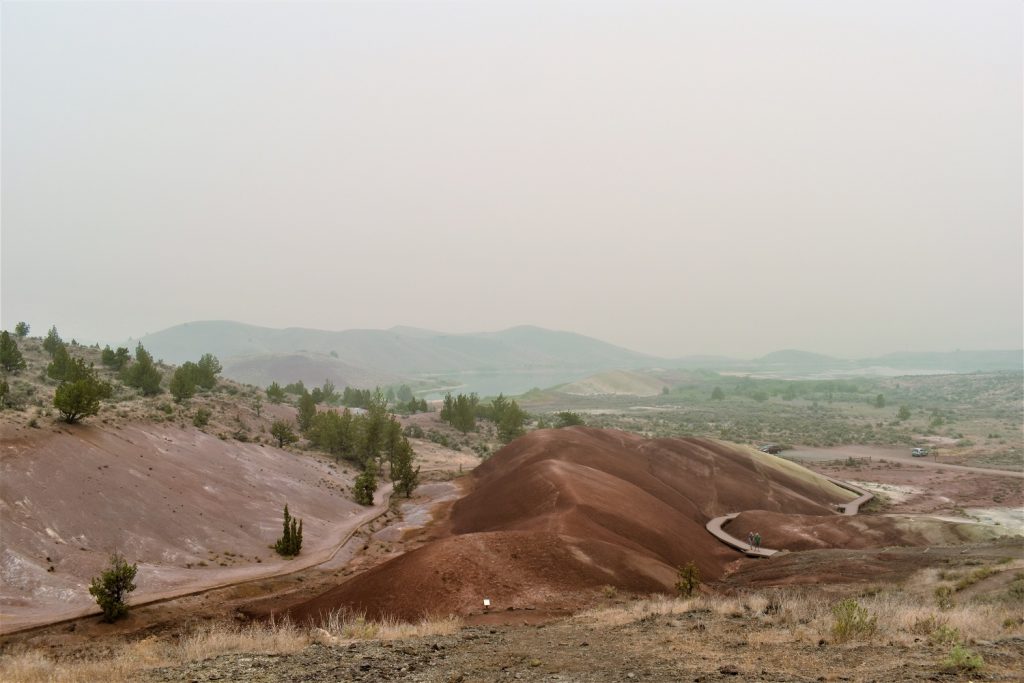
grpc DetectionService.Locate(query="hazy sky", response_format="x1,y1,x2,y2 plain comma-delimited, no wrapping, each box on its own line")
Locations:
2,0,1021,358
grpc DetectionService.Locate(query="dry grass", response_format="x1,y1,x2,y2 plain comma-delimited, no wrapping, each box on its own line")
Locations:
0,637,172,683
178,616,309,662
0,613,461,683
314,610,463,643
574,593,702,626
576,580,1024,647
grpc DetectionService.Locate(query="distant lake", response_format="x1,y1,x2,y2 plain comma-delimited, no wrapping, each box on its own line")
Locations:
417,369,595,398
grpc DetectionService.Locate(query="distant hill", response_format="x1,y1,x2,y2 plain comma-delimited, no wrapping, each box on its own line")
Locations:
679,349,1022,378
138,321,660,389
753,349,844,368
557,370,669,397
222,353,402,390
136,322,1023,391
868,350,1023,373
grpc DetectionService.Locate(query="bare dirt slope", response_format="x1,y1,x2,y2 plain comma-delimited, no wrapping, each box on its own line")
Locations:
0,421,367,632
287,428,868,622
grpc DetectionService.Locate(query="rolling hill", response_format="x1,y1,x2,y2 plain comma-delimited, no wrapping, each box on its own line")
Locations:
136,321,661,390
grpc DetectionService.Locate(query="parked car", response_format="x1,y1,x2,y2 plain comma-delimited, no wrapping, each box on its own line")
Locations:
759,444,782,454
911,447,929,457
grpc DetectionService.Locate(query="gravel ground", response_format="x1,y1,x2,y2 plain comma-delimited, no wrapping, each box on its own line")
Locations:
143,617,1024,683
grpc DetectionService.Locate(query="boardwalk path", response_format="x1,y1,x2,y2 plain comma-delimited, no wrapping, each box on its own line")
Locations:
704,476,873,558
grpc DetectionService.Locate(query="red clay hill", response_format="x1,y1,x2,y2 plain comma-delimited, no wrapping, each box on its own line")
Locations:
288,428,860,622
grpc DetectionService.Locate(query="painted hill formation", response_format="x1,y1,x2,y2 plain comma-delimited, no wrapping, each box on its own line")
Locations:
288,428,859,622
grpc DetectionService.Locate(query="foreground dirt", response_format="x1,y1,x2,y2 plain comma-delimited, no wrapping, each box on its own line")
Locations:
142,613,1024,683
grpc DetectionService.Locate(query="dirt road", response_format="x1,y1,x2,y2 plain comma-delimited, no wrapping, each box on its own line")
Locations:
784,445,1024,478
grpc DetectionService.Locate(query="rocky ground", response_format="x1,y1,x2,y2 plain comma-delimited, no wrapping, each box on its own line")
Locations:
142,610,1024,683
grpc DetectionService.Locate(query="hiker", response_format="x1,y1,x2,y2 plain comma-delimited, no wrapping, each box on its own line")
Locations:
754,531,762,549
747,531,754,549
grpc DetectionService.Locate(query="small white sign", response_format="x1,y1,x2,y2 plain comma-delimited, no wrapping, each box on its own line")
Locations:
483,598,491,608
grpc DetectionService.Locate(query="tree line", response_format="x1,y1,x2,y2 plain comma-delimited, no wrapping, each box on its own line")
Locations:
0,324,224,423
440,392,528,443
269,386,420,505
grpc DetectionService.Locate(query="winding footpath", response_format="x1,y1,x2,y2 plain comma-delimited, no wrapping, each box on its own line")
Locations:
705,476,873,558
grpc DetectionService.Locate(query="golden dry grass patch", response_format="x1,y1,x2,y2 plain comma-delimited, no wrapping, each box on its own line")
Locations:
314,611,463,643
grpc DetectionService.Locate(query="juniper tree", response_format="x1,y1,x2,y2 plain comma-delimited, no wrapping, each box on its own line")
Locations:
297,391,317,433
270,419,298,448
170,362,200,402
0,331,26,372
196,353,222,389
42,326,63,355
274,504,303,557
54,372,112,423
497,399,527,443
354,461,378,505
391,438,420,498
266,382,285,403
555,411,585,428
122,343,162,395
101,345,131,371
88,553,137,622
14,322,29,338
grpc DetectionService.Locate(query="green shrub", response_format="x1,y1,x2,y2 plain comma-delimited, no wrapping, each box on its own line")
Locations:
1007,574,1024,601
910,614,942,636
403,424,425,439
941,645,983,672
934,585,954,610
193,407,212,428
929,624,961,646
88,553,138,622
674,561,701,597
955,566,997,592
831,598,877,642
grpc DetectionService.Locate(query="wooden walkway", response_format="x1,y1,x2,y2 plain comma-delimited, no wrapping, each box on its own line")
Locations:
705,475,874,558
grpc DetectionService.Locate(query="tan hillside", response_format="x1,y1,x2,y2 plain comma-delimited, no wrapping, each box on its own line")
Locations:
557,370,669,396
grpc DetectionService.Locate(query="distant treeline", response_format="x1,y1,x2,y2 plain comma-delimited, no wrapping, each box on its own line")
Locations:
264,380,427,414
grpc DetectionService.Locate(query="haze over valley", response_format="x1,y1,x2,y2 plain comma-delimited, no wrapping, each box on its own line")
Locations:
1,1,1021,681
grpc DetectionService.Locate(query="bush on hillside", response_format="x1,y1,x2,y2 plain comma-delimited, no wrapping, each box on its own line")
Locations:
270,420,298,448
193,407,212,428
54,373,112,424
88,553,137,623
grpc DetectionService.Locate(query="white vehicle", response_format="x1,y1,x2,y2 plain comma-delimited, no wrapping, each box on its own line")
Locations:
911,447,929,457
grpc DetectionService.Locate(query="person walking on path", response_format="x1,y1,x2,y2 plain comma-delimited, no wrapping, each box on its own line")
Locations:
747,531,754,549
753,531,762,549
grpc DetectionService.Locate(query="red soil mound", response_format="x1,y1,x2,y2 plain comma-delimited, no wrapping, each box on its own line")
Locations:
289,428,857,622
